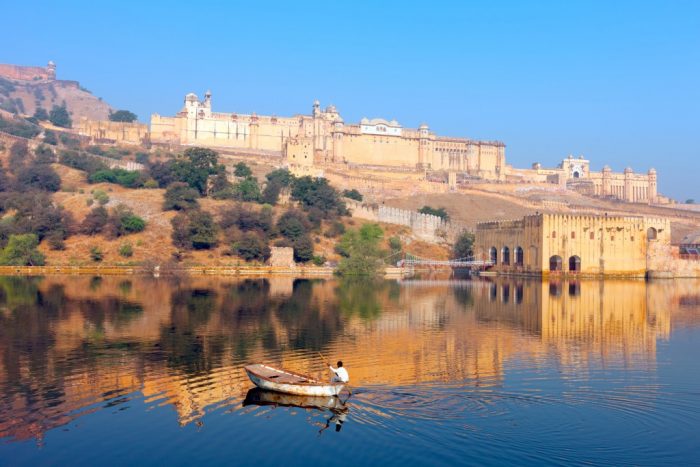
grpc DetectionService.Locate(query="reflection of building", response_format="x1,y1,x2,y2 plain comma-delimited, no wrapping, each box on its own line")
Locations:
475,213,671,277
473,279,670,365
150,93,506,179
0,276,688,443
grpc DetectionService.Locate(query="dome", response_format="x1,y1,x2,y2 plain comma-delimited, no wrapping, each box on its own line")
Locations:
419,123,429,130
648,168,657,174
603,165,611,171
313,99,320,106
205,89,212,97
47,60,55,67
360,117,369,124
326,104,337,113
624,166,633,174
185,92,198,101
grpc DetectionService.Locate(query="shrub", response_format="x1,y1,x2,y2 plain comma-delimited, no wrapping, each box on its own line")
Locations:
59,133,81,149
59,150,108,174
93,190,110,206
266,168,294,187
418,205,449,221
47,232,66,250
34,145,55,164
0,234,45,266
88,168,144,188
163,182,199,211
262,179,282,205
234,232,271,262
43,130,58,145
107,204,146,237
81,206,109,234
33,108,49,121
312,255,326,266
16,164,61,192
86,198,94,207
143,178,159,189
90,246,104,262
9,142,29,171
324,221,346,238
135,152,149,165
170,210,218,250
343,189,363,201
119,242,134,257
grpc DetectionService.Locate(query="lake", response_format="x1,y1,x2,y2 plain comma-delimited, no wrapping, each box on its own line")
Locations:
0,275,699,466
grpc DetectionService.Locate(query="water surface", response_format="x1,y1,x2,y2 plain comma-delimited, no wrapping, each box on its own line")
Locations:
0,275,699,466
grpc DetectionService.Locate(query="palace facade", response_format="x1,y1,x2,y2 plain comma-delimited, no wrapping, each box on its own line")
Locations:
150,92,507,180
474,213,671,277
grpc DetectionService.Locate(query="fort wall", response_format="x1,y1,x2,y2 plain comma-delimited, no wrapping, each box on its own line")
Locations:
346,200,467,243
0,62,55,82
75,117,149,146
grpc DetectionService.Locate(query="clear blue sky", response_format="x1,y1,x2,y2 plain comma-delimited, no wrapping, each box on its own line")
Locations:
3,0,699,200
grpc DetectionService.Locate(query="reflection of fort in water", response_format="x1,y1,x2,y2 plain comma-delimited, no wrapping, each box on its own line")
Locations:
0,276,695,443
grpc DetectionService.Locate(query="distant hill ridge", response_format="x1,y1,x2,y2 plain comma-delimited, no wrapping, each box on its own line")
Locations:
0,60,113,122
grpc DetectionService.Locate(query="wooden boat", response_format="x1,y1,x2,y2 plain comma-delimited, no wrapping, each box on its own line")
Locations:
244,364,345,397
243,388,347,412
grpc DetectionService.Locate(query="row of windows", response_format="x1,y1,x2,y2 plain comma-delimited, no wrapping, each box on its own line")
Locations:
550,227,657,241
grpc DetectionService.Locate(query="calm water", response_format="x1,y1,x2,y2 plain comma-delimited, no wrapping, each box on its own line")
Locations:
0,275,699,466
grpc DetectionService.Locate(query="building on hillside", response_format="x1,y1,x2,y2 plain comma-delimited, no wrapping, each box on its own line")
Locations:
508,155,660,204
474,213,670,277
0,61,55,82
75,117,149,146
150,92,506,180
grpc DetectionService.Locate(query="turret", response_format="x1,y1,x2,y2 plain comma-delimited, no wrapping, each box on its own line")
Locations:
624,167,634,202
47,60,56,80
602,165,611,196
648,168,658,204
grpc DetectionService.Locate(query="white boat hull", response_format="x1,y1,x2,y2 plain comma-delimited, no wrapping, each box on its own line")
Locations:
245,368,345,397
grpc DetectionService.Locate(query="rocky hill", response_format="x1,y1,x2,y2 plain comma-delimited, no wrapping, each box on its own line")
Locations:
0,61,113,121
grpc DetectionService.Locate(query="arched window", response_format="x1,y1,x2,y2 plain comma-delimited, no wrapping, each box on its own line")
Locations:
502,246,510,265
549,255,563,271
514,246,524,266
489,247,498,264
647,227,658,240
569,255,581,272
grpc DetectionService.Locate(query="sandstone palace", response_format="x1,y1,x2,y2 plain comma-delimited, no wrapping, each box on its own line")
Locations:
150,92,507,180
146,91,661,204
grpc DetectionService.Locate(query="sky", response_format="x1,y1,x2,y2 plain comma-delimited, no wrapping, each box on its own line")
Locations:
3,0,699,200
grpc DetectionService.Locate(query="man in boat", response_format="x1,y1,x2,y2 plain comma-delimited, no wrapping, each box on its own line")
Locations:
329,361,349,383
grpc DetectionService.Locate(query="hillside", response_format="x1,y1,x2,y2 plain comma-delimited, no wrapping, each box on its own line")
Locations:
0,71,113,121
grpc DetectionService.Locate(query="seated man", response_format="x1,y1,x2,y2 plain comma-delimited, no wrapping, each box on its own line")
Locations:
329,361,349,383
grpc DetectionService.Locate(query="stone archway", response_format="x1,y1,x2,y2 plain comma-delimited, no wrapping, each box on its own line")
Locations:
549,255,563,272
647,227,658,240
514,246,524,266
568,255,581,272
502,246,510,265
489,247,498,264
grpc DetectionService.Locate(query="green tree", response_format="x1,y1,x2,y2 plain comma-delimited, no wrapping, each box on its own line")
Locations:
452,231,475,259
163,182,199,210
293,235,314,263
234,232,271,262
261,179,282,205
33,108,49,121
233,177,262,202
171,147,219,194
49,104,72,128
234,162,252,177
34,145,55,164
686,199,695,204
291,176,346,217
266,168,294,187
107,204,146,237
108,110,138,122
0,234,45,266
277,210,310,240
210,171,235,199
188,210,218,250
337,223,385,276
